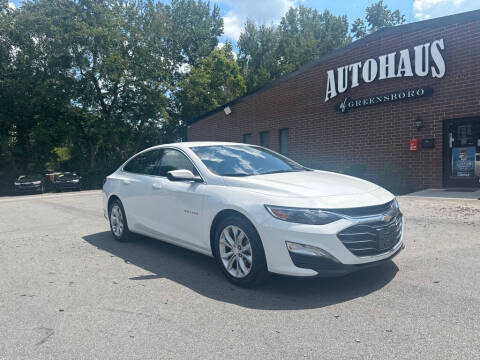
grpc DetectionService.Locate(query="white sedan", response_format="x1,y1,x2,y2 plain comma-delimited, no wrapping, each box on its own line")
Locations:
103,142,404,287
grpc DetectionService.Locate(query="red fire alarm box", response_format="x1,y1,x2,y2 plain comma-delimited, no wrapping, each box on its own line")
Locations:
409,139,419,151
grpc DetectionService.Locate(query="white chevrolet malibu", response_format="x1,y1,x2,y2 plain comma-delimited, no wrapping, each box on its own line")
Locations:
103,142,404,286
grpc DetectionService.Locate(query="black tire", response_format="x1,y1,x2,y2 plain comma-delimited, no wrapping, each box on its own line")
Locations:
213,215,270,287
108,199,132,242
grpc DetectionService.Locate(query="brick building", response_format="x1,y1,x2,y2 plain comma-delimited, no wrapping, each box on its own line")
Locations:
187,10,480,190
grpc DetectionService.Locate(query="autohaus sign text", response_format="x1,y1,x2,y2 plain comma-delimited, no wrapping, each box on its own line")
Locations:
325,39,446,102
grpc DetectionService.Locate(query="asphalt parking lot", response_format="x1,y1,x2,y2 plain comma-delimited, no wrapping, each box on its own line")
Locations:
0,191,479,359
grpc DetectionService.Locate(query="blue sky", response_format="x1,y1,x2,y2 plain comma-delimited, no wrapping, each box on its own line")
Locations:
8,0,480,42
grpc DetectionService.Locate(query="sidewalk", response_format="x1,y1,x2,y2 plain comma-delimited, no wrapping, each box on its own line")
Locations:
404,188,480,200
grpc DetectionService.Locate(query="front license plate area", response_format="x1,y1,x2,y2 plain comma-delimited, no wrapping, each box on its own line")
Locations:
377,228,395,250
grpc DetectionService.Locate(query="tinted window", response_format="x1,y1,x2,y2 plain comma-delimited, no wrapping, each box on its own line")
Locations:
123,149,163,175
243,133,252,144
190,145,306,177
157,149,198,177
279,128,289,155
260,131,270,148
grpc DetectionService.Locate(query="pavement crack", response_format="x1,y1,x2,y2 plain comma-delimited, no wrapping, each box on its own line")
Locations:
33,327,54,346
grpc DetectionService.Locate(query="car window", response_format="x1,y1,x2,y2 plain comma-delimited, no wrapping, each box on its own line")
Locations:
190,145,307,176
123,149,163,175
157,149,198,177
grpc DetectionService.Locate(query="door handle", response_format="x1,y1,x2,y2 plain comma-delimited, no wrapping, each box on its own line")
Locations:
152,183,163,190
122,179,131,185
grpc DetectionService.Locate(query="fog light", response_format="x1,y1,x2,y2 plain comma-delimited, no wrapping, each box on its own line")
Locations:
286,241,340,263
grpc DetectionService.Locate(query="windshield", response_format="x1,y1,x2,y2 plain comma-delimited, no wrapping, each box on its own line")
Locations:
190,145,307,176
57,173,78,180
18,174,42,181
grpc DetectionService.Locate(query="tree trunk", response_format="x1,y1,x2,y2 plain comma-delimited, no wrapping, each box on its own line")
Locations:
89,142,96,169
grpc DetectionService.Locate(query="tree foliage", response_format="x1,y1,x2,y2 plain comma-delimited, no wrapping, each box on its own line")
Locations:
351,0,406,39
0,0,222,192
237,6,350,92
237,20,281,92
278,7,350,73
178,44,246,121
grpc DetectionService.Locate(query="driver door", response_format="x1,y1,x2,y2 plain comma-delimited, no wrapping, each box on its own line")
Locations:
150,148,206,250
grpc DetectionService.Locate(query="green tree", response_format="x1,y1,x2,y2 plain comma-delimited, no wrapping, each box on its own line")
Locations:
351,0,406,39
237,6,350,93
278,7,350,73
169,0,223,68
0,0,224,191
237,20,281,92
178,45,246,122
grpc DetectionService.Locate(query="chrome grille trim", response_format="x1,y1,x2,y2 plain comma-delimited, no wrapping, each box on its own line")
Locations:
338,213,403,257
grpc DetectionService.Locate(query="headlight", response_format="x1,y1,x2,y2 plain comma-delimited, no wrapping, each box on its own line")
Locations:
392,198,399,209
265,205,341,225
32,181,41,185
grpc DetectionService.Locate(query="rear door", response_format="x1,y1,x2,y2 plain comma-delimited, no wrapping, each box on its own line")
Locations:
119,149,164,231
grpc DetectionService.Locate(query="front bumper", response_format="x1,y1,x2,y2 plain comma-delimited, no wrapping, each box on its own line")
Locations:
257,210,405,277
15,185,42,193
289,243,404,277
56,182,81,189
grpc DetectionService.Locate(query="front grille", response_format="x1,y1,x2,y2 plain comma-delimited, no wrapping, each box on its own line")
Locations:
338,214,403,256
326,200,394,217
18,184,39,189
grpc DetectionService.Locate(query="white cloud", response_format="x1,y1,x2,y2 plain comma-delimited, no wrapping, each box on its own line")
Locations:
413,0,479,20
8,2,16,9
219,0,296,40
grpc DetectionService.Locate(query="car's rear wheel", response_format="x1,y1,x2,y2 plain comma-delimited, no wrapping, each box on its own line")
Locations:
214,215,269,287
109,199,131,242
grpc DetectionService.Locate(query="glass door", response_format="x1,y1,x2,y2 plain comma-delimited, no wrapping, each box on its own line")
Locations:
444,118,480,188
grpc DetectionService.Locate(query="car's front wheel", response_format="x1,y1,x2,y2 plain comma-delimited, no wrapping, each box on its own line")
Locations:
213,215,269,287
109,199,131,242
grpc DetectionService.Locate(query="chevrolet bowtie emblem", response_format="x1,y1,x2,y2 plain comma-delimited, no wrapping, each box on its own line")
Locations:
383,214,393,222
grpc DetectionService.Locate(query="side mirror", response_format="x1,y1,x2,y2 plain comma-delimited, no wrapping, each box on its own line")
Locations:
167,169,202,182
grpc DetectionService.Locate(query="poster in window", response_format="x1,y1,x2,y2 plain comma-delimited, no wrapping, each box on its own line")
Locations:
452,147,475,178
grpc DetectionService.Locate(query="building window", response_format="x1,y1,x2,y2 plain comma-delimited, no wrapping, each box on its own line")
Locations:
243,133,252,144
259,131,270,148
279,128,289,155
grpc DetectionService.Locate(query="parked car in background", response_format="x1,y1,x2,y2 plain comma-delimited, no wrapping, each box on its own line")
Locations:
54,172,82,192
14,174,45,194
103,142,404,287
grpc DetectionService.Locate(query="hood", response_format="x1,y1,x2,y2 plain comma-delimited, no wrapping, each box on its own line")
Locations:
57,174,79,182
17,176,42,184
222,170,379,198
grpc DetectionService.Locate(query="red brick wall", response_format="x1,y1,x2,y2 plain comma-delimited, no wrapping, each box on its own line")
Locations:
188,18,480,190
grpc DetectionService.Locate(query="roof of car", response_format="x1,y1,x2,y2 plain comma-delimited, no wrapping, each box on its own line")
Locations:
145,141,248,151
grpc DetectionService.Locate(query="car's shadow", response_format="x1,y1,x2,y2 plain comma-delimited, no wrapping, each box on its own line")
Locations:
82,232,399,310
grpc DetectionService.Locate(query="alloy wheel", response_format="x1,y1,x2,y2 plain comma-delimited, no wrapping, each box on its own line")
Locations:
110,204,124,238
219,225,253,278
